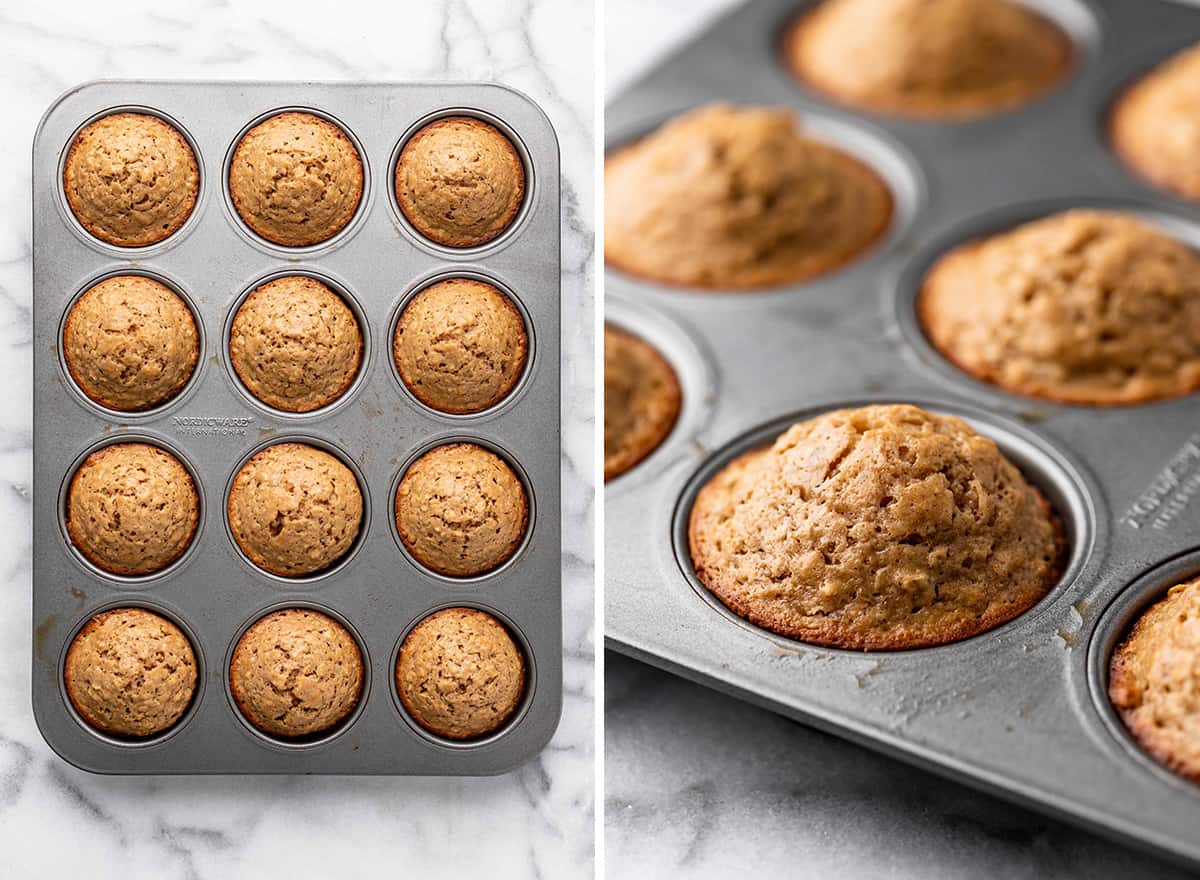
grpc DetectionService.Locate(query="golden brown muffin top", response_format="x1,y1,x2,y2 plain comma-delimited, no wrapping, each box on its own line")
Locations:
396,607,525,740
604,104,891,289
688,405,1063,649
786,0,1071,119
64,608,197,738
63,275,199,412
920,210,1200,406
63,112,199,247
604,324,681,480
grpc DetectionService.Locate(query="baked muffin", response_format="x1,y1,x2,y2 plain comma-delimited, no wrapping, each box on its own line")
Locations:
395,443,527,577
920,210,1200,406
63,112,199,247
230,275,362,413
229,111,363,247
64,607,197,738
230,608,363,739
604,104,892,289
396,607,525,740
688,404,1063,649
63,275,199,412
1110,577,1200,784
395,116,525,248
227,443,363,577
604,324,681,480
66,443,199,576
785,0,1071,119
393,278,527,414
1112,43,1200,201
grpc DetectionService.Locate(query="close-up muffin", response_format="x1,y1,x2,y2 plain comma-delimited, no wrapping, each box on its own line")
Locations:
919,210,1200,406
229,275,363,413
604,324,681,480
393,278,528,414
227,442,363,577
66,442,199,576
228,111,363,247
785,0,1072,119
64,607,197,738
229,608,364,739
604,104,892,289
63,274,199,412
396,607,526,740
395,443,528,577
1111,42,1200,201
1109,576,1200,784
395,116,525,248
688,405,1063,649
63,112,199,247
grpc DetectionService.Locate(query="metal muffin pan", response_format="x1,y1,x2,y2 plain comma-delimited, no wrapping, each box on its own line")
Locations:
33,80,561,775
605,0,1200,867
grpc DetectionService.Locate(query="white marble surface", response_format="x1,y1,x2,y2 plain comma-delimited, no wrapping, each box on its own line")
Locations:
0,0,594,877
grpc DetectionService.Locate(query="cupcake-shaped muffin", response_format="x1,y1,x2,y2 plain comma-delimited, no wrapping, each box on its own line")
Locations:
920,210,1200,405
64,608,197,738
1112,43,1200,201
393,278,528,414
230,275,363,413
785,0,1071,119
689,405,1063,649
395,443,527,577
1110,577,1200,783
227,443,363,577
67,443,199,576
63,275,199,412
63,112,199,247
604,324,681,480
230,608,363,739
396,607,525,740
395,116,525,248
605,104,892,289
229,111,363,247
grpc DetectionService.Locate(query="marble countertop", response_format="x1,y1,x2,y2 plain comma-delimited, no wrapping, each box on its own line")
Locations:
0,1,593,877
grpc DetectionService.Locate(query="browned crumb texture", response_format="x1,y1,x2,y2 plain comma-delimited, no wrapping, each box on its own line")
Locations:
227,442,363,577
63,112,199,247
604,324,681,480
393,278,528,414
604,104,892,289
396,607,525,740
688,404,1064,650
395,443,527,577
229,608,363,738
66,442,199,576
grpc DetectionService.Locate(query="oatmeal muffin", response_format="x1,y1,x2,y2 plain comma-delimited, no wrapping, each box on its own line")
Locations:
604,324,681,480
395,116,525,247
920,210,1200,406
395,443,527,577
227,443,363,577
230,275,362,413
1112,43,1200,201
66,442,199,576
63,112,199,247
229,111,363,247
63,274,199,412
785,0,1072,119
396,607,525,740
393,278,527,414
230,608,363,739
688,404,1063,649
604,104,891,289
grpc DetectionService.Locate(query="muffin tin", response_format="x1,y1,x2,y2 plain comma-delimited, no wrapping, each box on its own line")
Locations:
605,0,1200,867
33,80,561,774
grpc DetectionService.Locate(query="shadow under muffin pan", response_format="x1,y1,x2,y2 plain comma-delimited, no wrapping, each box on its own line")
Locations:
605,0,1200,868
33,80,561,775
